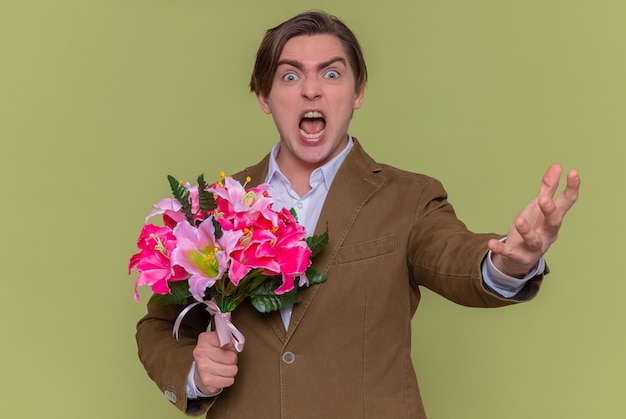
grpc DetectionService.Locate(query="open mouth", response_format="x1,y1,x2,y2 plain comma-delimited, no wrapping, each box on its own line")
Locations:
299,111,326,139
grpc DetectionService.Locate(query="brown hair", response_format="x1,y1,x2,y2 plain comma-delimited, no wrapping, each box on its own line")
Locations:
249,11,368,98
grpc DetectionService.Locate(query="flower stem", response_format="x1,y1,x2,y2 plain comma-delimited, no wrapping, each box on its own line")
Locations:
214,269,266,313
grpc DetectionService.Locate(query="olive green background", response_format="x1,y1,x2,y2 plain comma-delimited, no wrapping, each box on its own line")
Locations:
1,1,623,418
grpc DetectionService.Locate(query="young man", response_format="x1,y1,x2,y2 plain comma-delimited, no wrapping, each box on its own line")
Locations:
136,11,579,418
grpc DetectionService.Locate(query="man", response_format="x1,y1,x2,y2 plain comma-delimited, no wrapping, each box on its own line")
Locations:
136,11,579,418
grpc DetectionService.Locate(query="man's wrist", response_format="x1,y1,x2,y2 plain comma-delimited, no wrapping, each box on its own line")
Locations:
483,239,545,298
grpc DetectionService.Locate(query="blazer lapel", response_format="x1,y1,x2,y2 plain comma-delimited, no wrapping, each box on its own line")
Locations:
239,155,270,187
236,141,387,343
285,139,386,339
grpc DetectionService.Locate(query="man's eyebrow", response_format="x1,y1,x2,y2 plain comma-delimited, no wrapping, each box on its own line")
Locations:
277,57,347,71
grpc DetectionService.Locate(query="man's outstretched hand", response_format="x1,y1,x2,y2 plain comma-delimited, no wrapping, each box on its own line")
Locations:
489,164,580,278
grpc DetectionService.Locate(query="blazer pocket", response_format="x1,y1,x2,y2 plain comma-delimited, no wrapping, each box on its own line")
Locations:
333,234,395,265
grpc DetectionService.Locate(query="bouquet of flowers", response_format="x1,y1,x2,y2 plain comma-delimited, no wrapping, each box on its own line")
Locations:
129,172,328,351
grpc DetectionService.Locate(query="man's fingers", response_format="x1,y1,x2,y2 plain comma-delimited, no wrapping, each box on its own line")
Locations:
539,163,563,199
194,362,237,394
537,194,560,229
541,169,580,229
515,216,547,252
555,169,580,210
193,332,240,394
488,238,509,256
195,332,239,364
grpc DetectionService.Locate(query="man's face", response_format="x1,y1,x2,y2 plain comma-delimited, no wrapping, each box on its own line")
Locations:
257,34,365,176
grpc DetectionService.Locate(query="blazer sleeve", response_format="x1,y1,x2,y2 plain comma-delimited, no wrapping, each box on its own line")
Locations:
135,297,216,416
407,177,544,307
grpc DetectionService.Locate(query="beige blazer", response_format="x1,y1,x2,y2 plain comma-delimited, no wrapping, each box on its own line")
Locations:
136,139,543,418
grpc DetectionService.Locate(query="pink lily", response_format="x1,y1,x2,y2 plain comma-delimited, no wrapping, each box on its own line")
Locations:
128,224,189,301
228,208,311,294
209,177,279,231
171,218,243,302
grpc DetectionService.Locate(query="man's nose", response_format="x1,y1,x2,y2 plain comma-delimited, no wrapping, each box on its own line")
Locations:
301,76,322,100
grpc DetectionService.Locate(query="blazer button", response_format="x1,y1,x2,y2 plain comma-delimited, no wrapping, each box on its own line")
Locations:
164,389,177,404
282,351,295,364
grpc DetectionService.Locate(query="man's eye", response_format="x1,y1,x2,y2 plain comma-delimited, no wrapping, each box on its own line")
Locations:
283,73,299,81
325,70,339,79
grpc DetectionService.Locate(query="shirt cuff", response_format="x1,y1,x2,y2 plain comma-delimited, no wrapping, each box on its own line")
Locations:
482,249,545,298
186,361,223,400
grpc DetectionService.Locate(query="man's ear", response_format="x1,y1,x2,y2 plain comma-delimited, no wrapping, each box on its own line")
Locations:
256,93,272,114
353,85,365,110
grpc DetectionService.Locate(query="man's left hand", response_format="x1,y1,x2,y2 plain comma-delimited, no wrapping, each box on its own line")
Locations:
489,163,580,278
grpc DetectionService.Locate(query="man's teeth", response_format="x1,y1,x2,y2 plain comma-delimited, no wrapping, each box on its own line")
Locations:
300,128,325,139
303,111,323,118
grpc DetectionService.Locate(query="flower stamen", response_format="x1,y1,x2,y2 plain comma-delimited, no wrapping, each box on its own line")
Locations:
149,233,168,256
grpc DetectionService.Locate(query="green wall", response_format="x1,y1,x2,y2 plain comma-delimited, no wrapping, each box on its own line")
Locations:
1,1,623,417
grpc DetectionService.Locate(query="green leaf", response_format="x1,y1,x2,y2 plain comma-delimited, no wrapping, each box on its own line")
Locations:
290,207,299,223
212,217,223,239
149,281,192,306
197,173,217,212
307,225,329,257
305,266,327,285
250,280,302,313
167,175,193,224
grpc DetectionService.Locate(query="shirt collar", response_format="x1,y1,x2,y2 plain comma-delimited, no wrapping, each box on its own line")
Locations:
265,135,354,189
